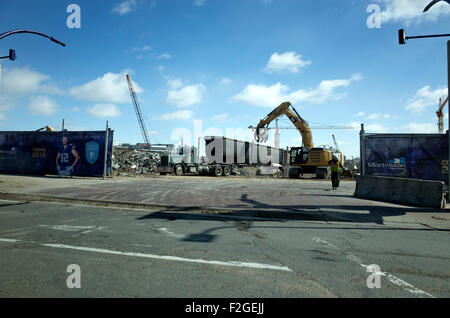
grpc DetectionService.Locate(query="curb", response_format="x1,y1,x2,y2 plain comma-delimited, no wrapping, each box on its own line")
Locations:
0,192,343,222
1,192,448,230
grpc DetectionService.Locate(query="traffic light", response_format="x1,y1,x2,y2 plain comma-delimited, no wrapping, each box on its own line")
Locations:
8,49,16,61
398,29,406,45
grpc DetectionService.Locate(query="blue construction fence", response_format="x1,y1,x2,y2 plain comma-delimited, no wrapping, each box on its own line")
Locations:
363,133,448,185
0,130,114,177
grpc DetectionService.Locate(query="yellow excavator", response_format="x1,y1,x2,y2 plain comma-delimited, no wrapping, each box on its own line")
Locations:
35,126,54,132
253,101,344,179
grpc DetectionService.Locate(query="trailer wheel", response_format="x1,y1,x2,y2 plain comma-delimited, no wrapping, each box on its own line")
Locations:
213,166,223,177
175,164,184,176
222,165,231,177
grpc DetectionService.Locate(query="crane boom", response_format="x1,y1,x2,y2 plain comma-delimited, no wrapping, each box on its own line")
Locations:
332,134,339,151
437,96,448,134
126,74,151,149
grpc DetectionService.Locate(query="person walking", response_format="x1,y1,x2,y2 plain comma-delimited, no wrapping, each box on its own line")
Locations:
328,155,344,190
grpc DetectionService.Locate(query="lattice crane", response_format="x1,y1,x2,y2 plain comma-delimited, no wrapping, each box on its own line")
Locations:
437,96,449,134
126,74,151,149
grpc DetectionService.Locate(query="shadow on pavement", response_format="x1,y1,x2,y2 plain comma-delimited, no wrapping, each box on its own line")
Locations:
228,193,446,225
136,210,441,240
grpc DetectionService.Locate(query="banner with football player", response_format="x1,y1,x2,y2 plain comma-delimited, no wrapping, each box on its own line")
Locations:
0,130,113,177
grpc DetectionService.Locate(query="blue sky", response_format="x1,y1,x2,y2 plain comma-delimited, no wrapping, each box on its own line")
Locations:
1,0,450,158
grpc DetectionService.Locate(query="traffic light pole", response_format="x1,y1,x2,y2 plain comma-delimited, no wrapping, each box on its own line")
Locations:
447,40,450,196
0,49,15,60
399,29,450,197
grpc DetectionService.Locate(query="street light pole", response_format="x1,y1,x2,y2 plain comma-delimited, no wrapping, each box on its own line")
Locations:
0,29,66,47
399,29,450,196
447,40,450,195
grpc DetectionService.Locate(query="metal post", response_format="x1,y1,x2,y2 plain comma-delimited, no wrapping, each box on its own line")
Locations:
103,120,109,180
360,123,365,176
447,40,450,195
274,119,279,149
62,118,64,131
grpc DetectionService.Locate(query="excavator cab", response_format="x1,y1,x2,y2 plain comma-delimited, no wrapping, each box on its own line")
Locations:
290,147,310,164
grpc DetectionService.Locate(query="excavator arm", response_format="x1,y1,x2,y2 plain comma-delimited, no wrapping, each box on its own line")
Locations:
255,102,313,149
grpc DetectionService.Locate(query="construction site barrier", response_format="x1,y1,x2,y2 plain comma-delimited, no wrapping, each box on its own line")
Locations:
354,175,446,209
0,130,113,177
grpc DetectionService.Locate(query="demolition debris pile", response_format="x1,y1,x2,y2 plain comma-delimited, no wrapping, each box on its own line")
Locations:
112,147,161,176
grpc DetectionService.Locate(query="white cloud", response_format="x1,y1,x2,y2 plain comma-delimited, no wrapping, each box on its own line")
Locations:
112,0,138,15
233,82,288,107
365,123,390,133
401,122,437,133
265,52,311,74
131,45,152,52
354,112,366,117
0,113,6,120
376,0,450,25
367,113,381,120
221,78,232,85
1,68,50,96
69,70,142,104
168,78,183,90
405,85,447,115
0,67,62,116
155,110,194,120
39,83,64,95
157,53,172,59
348,122,363,130
167,83,206,108
86,104,122,118
0,96,15,112
28,95,59,116
211,113,228,123
233,74,362,107
348,121,389,132
194,0,206,6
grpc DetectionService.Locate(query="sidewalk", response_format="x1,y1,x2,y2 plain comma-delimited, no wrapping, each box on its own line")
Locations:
0,174,449,230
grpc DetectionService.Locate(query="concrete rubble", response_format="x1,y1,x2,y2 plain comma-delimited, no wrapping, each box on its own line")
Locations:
112,147,161,176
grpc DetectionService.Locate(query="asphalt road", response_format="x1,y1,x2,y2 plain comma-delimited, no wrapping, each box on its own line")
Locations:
0,199,448,298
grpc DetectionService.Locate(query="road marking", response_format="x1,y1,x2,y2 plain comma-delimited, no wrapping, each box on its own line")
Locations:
41,243,292,272
312,236,435,298
345,255,435,298
158,227,185,238
39,225,98,231
312,236,338,249
0,238,20,243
